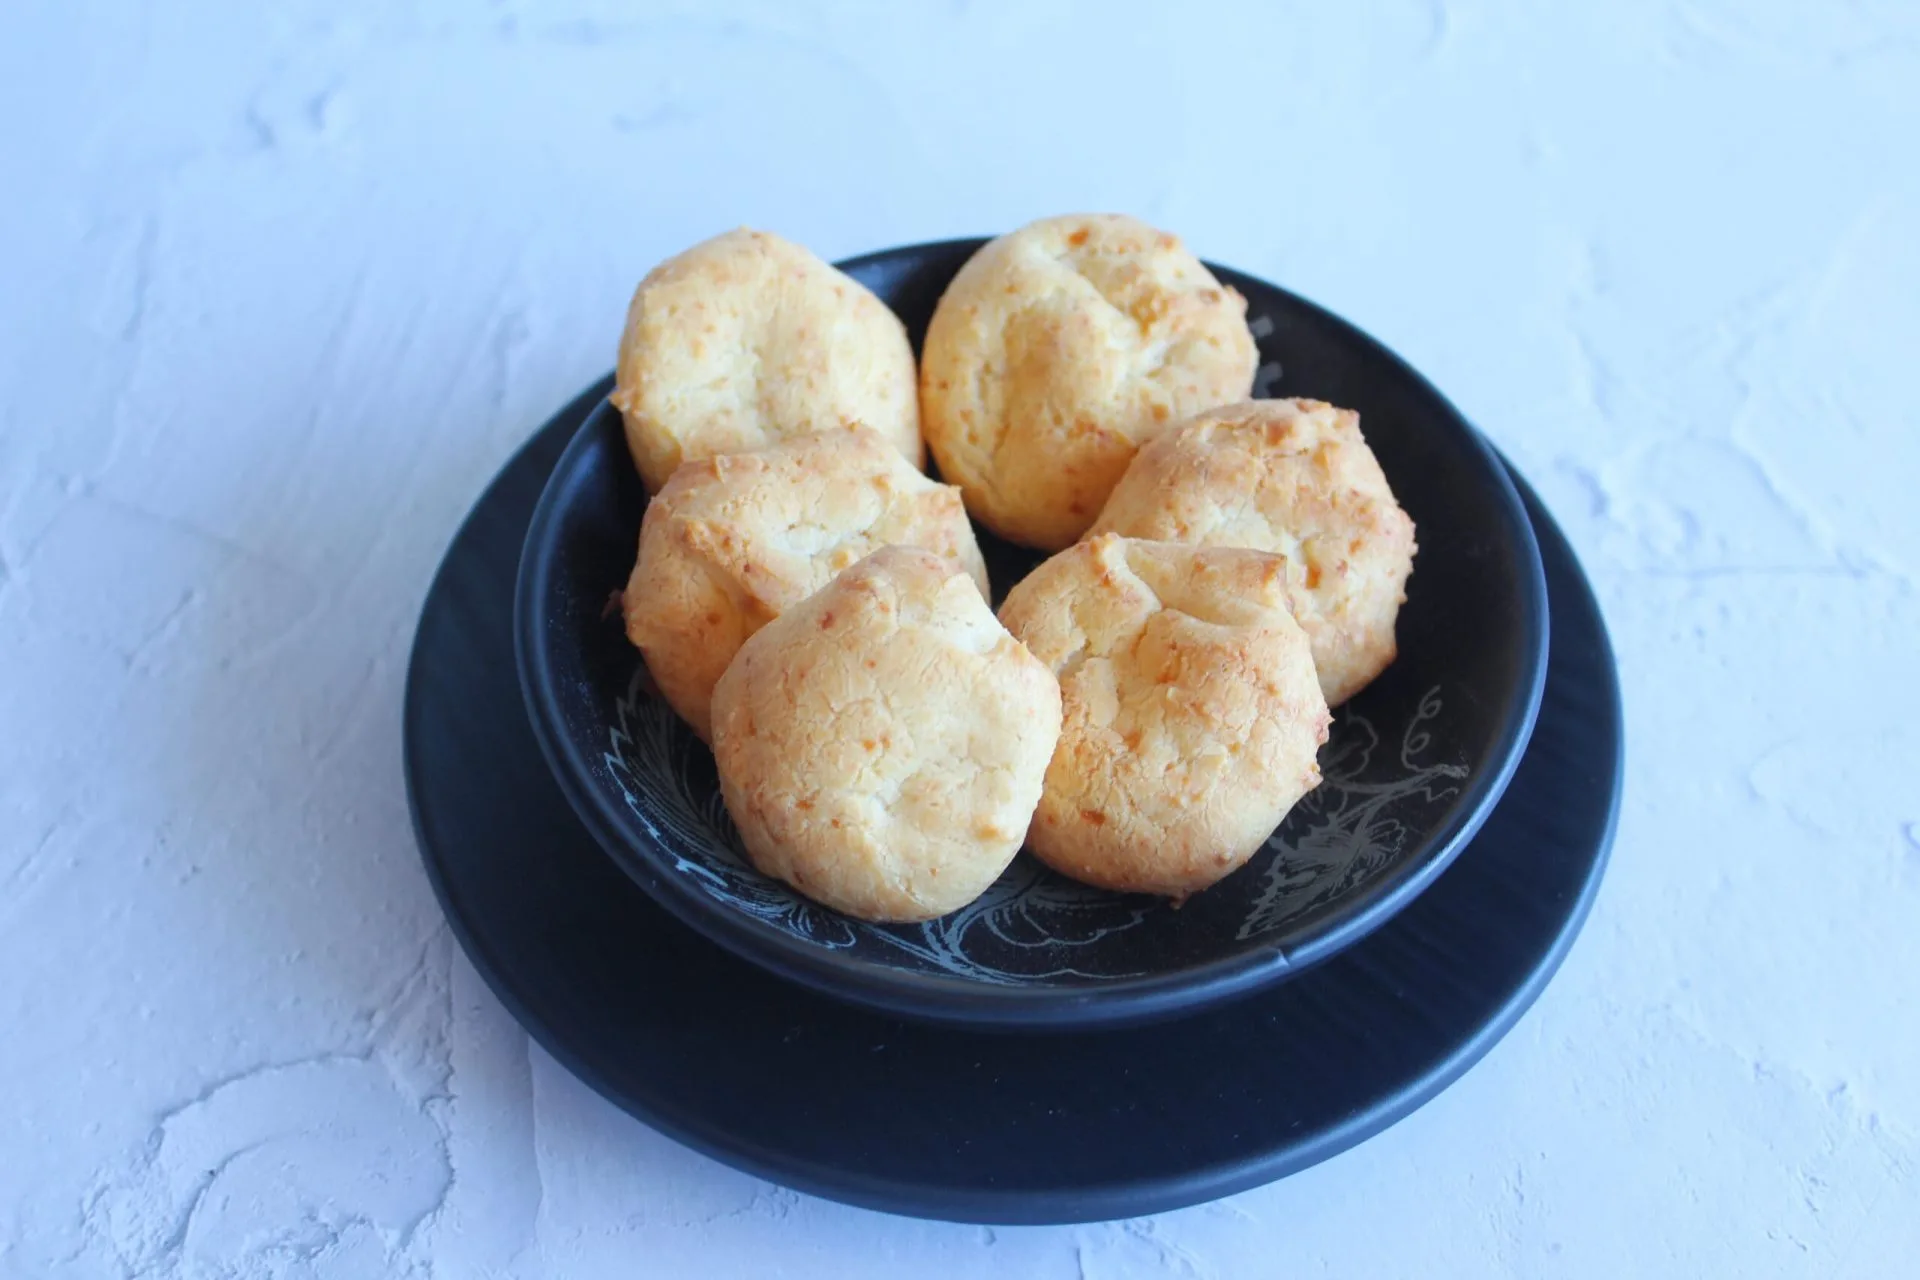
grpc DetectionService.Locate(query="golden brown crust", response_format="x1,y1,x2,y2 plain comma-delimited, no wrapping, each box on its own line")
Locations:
613,228,923,491
919,215,1258,550
710,547,1062,922
623,425,988,741
997,535,1330,901
1090,398,1416,705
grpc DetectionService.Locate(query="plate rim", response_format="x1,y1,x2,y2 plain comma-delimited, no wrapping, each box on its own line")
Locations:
512,241,1550,1028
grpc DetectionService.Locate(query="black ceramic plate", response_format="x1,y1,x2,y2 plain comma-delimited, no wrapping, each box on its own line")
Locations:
516,240,1549,1029
406,384,1620,1224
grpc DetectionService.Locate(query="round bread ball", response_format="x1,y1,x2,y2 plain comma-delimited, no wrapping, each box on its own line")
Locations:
920,214,1259,550
612,228,923,492
1090,398,1416,705
710,546,1062,922
624,425,989,742
998,534,1330,902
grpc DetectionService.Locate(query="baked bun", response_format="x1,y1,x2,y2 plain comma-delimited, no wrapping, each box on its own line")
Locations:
920,214,1257,550
998,534,1330,901
1091,398,1415,705
613,228,922,491
710,547,1062,922
624,425,988,742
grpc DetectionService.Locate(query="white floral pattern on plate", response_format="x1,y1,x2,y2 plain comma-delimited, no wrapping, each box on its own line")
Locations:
603,665,1466,982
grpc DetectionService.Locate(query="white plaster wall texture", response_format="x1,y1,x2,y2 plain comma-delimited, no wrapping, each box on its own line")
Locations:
1,1,1915,1276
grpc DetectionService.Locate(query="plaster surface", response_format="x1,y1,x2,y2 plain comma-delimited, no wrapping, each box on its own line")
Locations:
2,2,1916,1275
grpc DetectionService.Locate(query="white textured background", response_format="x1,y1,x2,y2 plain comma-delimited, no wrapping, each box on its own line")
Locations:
3,1,1916,1276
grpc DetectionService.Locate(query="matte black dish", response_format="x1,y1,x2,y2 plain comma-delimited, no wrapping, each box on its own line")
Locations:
407,384,1620,1223
515,240,1549,1029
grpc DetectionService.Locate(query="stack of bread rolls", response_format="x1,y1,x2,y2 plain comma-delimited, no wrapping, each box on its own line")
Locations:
612,217,1415,921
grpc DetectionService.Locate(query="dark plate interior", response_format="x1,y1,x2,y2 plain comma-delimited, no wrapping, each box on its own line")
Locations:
514,240,1548,1028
